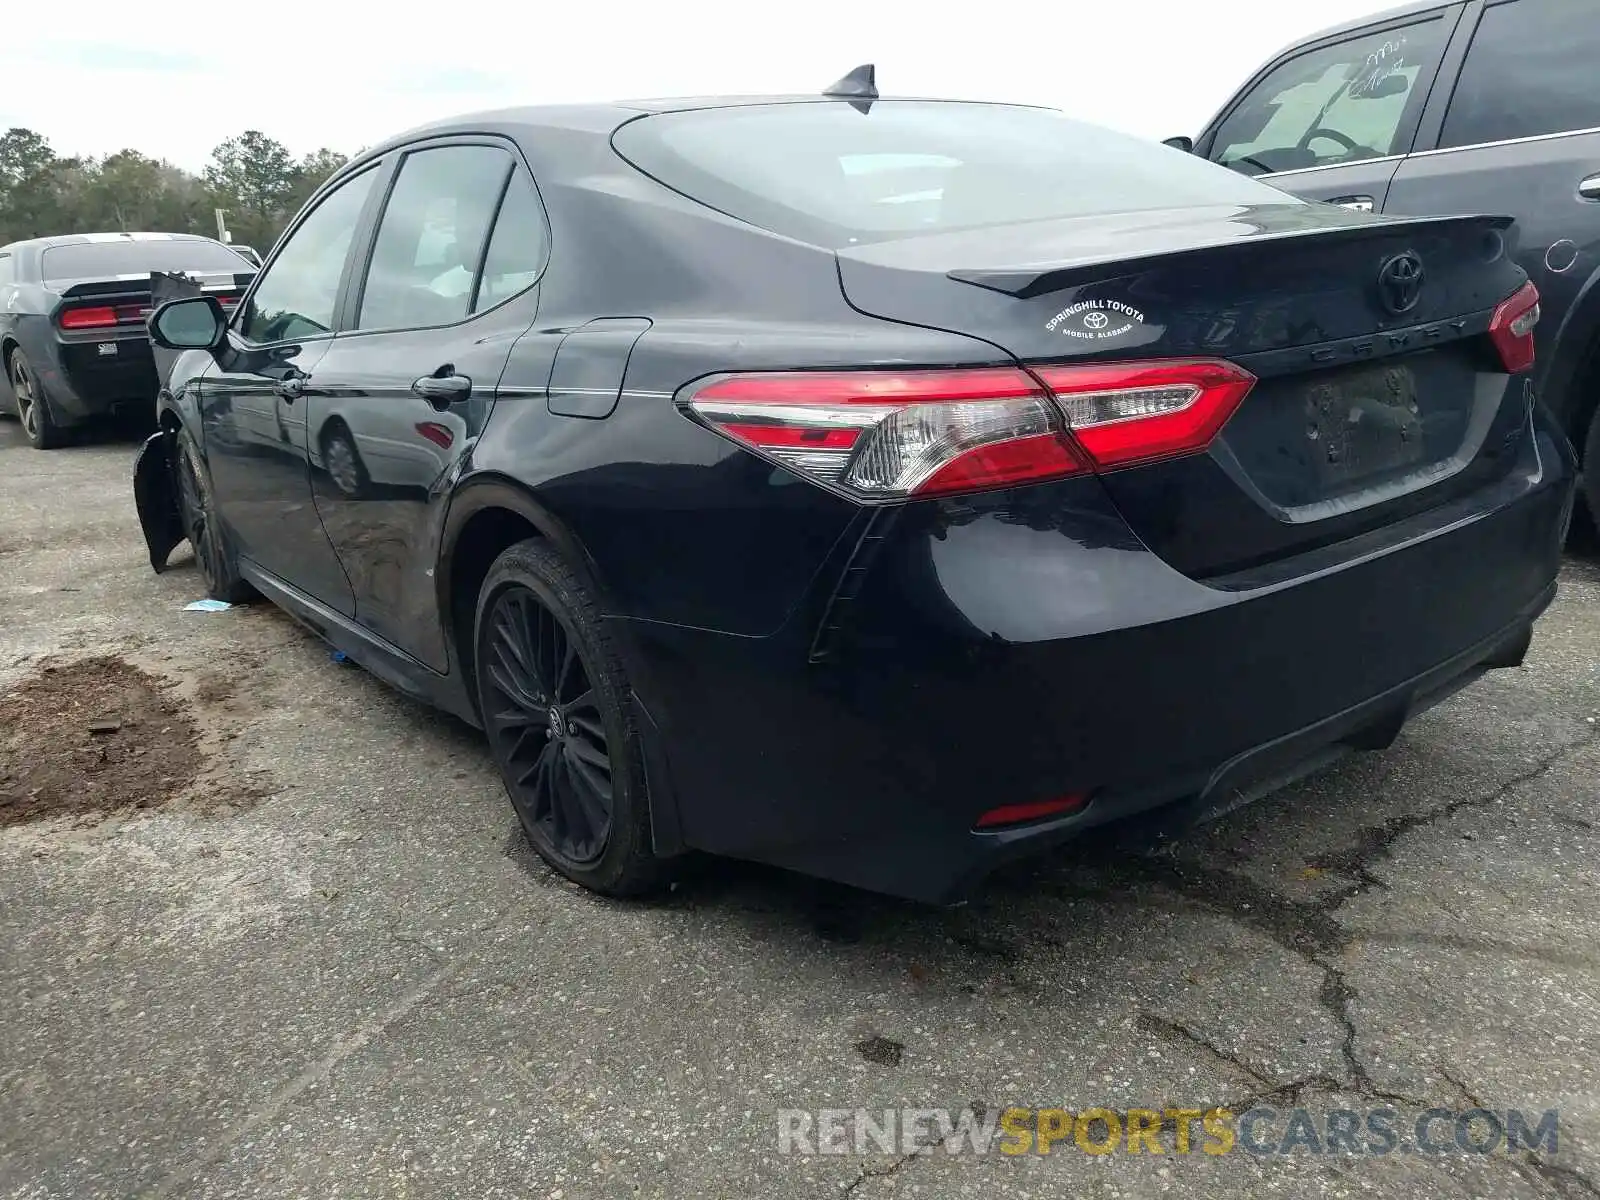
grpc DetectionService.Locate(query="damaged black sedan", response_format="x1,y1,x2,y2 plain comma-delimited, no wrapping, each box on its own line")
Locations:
134,77,1576,903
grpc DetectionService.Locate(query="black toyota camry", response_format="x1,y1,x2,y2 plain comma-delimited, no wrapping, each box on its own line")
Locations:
133,75,1576,903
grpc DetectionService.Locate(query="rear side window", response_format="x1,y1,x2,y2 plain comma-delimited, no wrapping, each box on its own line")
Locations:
40,238,252,282
473,169,547,313
1210,19,1447,175
1440,0,1600,148
612,101,1291,248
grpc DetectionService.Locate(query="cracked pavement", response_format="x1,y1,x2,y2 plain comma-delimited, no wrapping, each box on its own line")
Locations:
3,420,1599,1199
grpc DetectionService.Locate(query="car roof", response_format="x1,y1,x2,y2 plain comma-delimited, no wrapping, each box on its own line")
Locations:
347,95,1044,166
1266,0,1453,57
10,231,223,252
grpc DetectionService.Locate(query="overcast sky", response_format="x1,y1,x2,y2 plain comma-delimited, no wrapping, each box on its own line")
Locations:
3,0,1400,169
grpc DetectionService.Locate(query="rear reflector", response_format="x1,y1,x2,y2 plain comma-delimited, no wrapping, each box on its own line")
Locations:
683,359,1255,500
58,306,119,330
1488,281,1540,374
975,793,1089,829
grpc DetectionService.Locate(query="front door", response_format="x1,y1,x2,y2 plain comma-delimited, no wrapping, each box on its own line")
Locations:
306,141,549,670
201,162,384,613
1200,6,1463,213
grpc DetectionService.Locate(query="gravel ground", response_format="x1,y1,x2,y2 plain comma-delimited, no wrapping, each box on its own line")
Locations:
2,416,1598,1200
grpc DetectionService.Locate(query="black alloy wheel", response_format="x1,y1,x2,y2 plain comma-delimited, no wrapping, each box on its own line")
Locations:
474,538,661,895
483,582,615,865
173,428,252,602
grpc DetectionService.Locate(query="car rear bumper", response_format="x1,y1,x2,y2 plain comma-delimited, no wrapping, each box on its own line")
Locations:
622,407,1577,904
38,331,158,421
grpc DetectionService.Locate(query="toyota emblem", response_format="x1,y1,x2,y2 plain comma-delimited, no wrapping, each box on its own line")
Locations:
1377,251,1425,315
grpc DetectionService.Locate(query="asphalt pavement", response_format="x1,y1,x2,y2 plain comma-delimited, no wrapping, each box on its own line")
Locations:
2,416,1598,1200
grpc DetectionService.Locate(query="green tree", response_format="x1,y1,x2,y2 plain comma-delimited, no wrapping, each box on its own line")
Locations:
202,130,298,249
0,128,62,242
0,127,55,190
81,150,168,232
0,127,348,248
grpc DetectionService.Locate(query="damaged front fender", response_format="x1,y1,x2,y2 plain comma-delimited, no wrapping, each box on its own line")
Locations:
134,428,185,573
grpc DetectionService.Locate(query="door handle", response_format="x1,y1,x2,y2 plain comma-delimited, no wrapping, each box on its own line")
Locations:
273,376,305,402
1329,195,1375,213
411,370,471,411
1579,174,1600,201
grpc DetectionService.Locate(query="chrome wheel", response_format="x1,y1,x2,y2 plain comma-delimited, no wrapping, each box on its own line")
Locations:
12,358,38,439
325,431,362,495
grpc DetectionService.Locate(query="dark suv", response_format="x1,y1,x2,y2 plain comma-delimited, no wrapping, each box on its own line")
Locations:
1179,0,1600,523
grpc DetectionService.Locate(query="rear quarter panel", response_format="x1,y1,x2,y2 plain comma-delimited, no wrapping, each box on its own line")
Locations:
471,157,1021,637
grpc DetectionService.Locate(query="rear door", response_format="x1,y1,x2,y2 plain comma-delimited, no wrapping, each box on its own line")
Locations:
1383,0,1600,433
1200,5,1464,213
306,140,548,672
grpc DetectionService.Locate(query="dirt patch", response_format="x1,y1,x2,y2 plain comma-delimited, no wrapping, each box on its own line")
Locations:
0,656,204,827
194,671,238,705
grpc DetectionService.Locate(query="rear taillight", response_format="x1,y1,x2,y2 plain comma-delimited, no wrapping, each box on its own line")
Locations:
683,359,1255,500
58,306,119,330
1489,281,1540,374
686,367,1085,498
1031,359,1257,470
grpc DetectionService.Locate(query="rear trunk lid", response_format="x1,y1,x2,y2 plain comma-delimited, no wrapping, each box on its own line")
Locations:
836,202,1531,578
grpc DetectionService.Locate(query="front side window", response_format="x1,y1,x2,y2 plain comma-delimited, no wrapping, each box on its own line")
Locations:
355,145,512,331
238,167,378,344
1211,19,1447,175
1441,0,1600,148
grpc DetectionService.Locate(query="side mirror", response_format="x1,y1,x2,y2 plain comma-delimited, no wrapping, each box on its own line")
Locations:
149,296,225,352
1162,135,1195,153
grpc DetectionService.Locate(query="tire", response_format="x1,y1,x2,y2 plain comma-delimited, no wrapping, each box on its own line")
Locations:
320,421,369,497
473,537,662,896
10,350,70,450
173,426,255,603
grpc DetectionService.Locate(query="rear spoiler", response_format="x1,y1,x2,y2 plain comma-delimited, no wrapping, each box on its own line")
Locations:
56,277,163,300
56,269,257,301
948,212,1517,300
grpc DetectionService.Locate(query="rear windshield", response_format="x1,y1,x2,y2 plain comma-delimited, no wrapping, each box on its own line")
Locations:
41,238,252,281
611,101,1296,247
